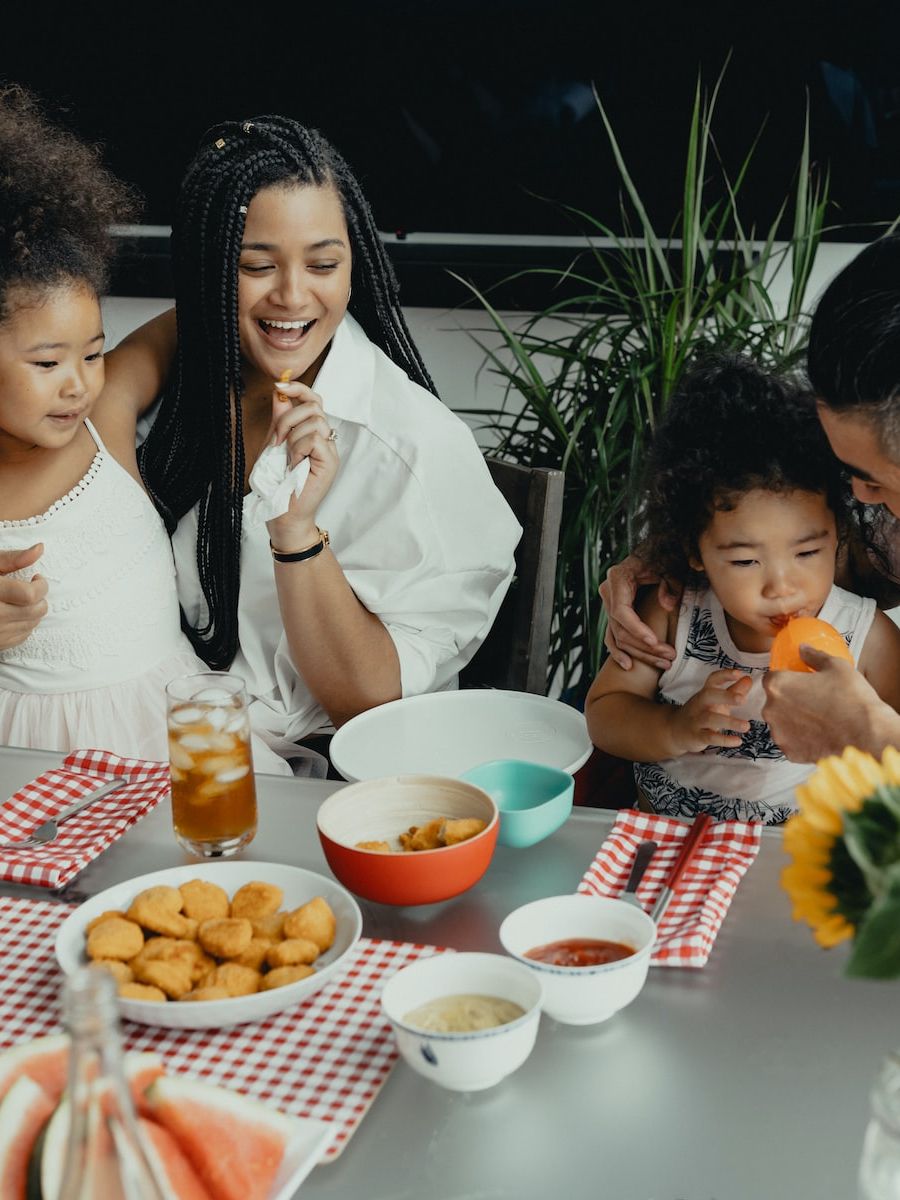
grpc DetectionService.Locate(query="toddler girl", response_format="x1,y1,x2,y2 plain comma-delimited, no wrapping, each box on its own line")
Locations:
0,86,285,768
586,355,900,823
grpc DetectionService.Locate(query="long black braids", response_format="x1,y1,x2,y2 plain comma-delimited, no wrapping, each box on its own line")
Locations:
139,115,437,671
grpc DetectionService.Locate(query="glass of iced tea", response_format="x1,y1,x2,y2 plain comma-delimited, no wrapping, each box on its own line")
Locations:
165,672,257,858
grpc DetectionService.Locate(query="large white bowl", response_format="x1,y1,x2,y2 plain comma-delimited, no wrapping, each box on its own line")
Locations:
56,862,362,1030
498,894,656,1025
381,952,543,1092
330,690,592,782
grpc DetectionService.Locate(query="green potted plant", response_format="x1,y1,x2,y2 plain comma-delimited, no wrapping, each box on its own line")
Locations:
457,73,829,702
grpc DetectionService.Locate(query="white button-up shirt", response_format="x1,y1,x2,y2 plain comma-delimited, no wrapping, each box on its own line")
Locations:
172,315,522,754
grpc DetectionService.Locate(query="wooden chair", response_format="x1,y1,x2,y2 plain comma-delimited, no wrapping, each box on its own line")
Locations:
459,458,565,695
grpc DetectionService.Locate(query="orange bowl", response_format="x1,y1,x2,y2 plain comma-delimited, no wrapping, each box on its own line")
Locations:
316,775,499,906
769,616,853,673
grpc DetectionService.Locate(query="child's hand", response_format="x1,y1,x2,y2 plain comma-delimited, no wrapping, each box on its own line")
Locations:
0,546,48,650
669,669,753,755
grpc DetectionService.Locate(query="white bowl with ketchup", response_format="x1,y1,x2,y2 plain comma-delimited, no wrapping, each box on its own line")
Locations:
498,894,656,1025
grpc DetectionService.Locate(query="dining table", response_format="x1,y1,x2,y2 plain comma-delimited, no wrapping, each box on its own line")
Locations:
0,743,892,1200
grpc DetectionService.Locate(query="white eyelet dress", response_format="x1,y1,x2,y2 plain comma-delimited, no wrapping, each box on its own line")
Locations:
0,420,215,761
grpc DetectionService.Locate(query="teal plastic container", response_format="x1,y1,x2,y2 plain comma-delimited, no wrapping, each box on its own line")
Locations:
460,759,574,848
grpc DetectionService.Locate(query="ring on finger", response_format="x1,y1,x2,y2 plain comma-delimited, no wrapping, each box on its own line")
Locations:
327,428,338,442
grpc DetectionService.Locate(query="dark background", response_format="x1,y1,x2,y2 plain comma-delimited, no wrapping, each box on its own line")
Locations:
4,1,899,296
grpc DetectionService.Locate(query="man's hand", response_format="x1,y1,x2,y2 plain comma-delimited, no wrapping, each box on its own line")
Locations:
763,646,900,762
667,669,752,755
0,546,48,650
599,554,681,670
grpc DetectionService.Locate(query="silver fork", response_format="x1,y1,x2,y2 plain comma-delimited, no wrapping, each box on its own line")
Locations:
0,779,128,850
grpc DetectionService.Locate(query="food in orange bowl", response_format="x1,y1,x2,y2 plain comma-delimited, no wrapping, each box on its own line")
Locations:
316,776,498,905
768,616,853,673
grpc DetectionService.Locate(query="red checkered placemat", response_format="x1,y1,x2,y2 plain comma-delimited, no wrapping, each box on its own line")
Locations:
577,809,762,968
0,896,446,1161
0,750,170,889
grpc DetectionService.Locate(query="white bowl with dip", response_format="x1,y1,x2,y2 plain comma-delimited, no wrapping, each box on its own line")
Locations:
498,894,656,1025
381,952,543,1091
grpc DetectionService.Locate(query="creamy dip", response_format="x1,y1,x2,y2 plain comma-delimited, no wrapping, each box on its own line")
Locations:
404,993,525,1033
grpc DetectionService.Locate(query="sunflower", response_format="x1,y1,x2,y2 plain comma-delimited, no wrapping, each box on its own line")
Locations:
782,747,897,949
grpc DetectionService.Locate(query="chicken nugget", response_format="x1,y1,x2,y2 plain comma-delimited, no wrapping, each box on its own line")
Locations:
408,819,444,852
183,986,231,1002
198,917,253,959
119,982,167,1003
132,958,193,1000
266,938,320,968
131,937,215,984
354,840,391,853
251,912,286,940
440,817,487,846
94,960,134,985
179,879,230,922
283,897,336,952
212,962,261,997
230,881,284,921
234,937,272,970
86,909,126,934
128,887,197,939
398,831,414,852
262,965,316,990
87,917,144,962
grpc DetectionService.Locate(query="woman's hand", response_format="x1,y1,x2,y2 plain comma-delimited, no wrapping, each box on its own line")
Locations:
265,381,340,551
763,648,900,762
668,669,752,755
599,554,681,670
0,546,48,649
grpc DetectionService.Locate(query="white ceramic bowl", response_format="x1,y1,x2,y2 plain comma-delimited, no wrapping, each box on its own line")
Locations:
56,862,362,1029
498,894,656,1025
381,952,543,1092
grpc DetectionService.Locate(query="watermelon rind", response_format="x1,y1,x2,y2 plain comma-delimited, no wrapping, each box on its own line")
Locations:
0,1075,56,1200
0,1036,70,1106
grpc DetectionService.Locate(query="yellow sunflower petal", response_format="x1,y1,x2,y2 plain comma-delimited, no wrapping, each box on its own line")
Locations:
793,781,844,835
812,913,855,948
881,746,900,786
823,749,883,812
781,861,832,888
782,816,833,863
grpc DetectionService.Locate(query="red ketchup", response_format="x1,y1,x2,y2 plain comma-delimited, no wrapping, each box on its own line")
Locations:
525,937,635,967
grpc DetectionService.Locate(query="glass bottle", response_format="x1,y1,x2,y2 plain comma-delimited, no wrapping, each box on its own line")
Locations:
53,965,167,1200
859,1052,900,1200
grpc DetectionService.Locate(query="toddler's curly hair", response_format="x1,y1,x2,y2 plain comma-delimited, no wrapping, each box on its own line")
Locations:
0,83,137,321
640,354,851,584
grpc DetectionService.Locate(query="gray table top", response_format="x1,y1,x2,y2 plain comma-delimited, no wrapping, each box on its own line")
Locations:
0,747,888,1200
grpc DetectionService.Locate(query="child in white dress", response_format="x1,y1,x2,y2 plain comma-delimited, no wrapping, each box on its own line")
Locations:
586,356,900,823
0,86,286,769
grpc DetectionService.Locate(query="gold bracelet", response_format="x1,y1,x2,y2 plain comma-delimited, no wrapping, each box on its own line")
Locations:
269,528,330,563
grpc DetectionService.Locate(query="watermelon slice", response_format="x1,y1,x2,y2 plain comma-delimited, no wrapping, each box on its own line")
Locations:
145,1077,303,1200
0,1076,56,1200
0,1037,70,1106
141,1119,214,1200
0,1037,163,1114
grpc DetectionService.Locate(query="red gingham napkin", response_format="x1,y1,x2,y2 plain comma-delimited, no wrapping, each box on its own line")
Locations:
0,896,447,1161
0,750,170,889
577,809,762,968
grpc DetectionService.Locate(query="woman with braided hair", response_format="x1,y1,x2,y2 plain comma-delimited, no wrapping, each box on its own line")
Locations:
122,114,519,763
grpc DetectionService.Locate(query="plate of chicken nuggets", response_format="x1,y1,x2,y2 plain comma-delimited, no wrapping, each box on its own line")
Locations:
55,862,362,1029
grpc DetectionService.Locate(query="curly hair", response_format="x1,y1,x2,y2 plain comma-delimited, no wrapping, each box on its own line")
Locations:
640,354,852,585
0,83,137,320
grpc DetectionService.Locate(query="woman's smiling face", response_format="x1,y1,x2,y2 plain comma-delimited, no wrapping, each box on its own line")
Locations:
237,183,352,392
